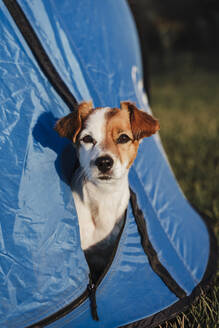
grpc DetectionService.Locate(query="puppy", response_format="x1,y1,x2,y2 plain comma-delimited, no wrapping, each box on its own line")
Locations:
55,101,159,282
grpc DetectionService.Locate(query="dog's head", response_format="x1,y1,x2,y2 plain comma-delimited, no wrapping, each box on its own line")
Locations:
55,101,159,183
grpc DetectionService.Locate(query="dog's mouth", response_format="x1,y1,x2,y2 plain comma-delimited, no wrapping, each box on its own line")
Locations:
98,175,112,181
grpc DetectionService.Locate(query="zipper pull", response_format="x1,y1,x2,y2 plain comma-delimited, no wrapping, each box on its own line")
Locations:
87,280,99,321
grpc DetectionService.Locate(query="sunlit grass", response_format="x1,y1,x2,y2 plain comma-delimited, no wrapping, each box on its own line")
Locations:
150,54,219,327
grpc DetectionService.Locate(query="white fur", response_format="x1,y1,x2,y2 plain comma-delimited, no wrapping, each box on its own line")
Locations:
72,170,129,249
72,108,130,250
78,108,108,182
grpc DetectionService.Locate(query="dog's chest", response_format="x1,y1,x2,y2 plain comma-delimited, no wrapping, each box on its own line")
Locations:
71,174,129,250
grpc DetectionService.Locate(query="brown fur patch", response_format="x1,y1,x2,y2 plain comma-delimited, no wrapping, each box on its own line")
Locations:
103,108,140,168
54,101,93,142
120,101,160,139
54,111,80,141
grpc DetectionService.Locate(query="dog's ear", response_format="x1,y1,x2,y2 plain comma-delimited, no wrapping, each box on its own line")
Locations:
120,101,160,140
54,101,93,142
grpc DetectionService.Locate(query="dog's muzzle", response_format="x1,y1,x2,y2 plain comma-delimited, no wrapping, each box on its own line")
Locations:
95,155,114,174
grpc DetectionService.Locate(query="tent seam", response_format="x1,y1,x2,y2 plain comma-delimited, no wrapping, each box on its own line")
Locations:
132,166,199,285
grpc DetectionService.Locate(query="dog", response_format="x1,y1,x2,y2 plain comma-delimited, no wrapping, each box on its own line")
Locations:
55,101,159,282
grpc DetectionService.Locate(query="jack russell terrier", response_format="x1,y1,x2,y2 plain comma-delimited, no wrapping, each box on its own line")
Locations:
55,101,159,282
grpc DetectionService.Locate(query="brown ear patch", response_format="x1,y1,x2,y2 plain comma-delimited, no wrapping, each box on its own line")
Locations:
54,111,81,142
77,100,93,120
121,101,160,140
54,100,93,142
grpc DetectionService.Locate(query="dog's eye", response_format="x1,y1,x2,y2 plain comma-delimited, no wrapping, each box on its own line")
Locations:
82,135,94,144
117,134,131,144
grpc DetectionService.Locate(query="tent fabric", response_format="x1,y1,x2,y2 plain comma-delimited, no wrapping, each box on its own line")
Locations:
0,1,215,327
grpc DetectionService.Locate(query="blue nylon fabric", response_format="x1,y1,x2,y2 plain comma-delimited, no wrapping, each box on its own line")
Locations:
0,2,89,327
0,0,210,327
48,203,178,328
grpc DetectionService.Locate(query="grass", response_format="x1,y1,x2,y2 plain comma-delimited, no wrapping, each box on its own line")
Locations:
149,53,219,327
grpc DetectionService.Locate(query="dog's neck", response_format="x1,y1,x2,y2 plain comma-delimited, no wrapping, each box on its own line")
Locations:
72,167,130,250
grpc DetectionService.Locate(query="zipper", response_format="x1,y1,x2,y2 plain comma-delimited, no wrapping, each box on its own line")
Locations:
26,289,88,328
87,211,127,321
87,277,99,321
27,213,127,327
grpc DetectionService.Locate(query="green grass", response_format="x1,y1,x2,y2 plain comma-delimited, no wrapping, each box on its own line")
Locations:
149,53,219,327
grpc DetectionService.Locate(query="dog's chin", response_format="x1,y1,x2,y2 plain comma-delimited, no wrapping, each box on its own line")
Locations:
96,173,125,184
91,174,118,185
85,167,128,184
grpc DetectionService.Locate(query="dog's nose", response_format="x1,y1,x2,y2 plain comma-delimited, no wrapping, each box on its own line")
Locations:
95,155,114,173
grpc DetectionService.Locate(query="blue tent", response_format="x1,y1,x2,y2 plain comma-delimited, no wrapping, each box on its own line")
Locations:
0,1,216,327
